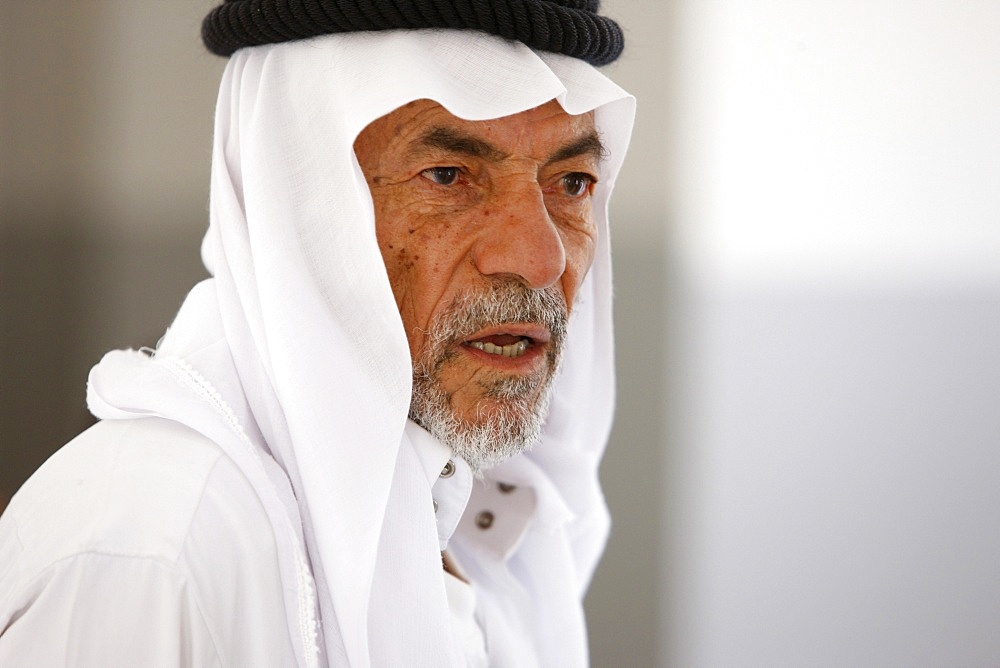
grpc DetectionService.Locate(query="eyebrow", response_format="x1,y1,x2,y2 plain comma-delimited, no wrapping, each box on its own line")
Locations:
417,127,508,162
415,126,607,167
547,131,607,166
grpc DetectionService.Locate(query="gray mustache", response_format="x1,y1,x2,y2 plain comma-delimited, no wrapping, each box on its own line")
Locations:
432,282,568,348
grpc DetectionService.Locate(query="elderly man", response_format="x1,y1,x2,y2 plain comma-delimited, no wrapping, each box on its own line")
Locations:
0,1,634,665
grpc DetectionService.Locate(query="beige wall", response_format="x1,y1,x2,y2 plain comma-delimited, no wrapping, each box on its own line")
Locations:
2,1,223,499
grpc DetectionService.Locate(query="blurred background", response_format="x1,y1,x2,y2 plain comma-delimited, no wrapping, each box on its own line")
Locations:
2,1,998,665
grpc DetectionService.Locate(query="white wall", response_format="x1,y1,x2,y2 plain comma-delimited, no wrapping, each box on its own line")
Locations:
670,0,1000,291
660,1,1000,664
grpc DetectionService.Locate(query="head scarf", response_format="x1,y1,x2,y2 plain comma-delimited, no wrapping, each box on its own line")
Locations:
88,30,633,666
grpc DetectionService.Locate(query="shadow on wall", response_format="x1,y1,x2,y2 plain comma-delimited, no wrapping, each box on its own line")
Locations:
586,235,669,667
0,222,208,502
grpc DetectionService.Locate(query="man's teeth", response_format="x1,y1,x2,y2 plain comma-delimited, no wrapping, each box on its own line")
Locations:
469,339,530,358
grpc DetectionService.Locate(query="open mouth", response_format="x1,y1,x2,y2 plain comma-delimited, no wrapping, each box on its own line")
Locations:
467,336,531,358
463,326,548,360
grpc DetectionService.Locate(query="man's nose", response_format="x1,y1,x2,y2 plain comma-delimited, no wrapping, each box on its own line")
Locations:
471,187,566,289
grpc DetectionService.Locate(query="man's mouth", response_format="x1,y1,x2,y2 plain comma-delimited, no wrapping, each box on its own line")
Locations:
462,326,550,361
467,336,531,358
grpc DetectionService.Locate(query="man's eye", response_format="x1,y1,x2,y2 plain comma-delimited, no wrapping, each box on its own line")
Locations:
561,173,595,198
421,166,460,185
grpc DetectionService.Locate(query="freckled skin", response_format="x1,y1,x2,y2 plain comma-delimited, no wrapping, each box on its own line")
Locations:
353,99,600,424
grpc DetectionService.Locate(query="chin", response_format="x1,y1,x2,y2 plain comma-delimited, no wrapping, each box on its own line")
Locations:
410,378,553,473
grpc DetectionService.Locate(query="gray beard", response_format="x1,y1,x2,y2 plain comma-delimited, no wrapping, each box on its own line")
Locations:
408,282,568,473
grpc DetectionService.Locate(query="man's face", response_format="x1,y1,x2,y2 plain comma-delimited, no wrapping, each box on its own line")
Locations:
354,99,603,469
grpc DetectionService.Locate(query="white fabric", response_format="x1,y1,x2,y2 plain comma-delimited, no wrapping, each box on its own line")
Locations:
0,418,294,666
409,420,475,552
49,357,564,667
443,571,489,668
0,417,488,665
6,30,634,666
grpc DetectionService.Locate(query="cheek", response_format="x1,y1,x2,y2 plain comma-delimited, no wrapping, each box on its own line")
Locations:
374,203,425,357
558,217,599,309
383,248,435,348
376,211,475,357
373,192,436,291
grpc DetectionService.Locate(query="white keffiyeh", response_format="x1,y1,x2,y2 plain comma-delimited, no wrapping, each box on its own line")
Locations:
88,30,634,666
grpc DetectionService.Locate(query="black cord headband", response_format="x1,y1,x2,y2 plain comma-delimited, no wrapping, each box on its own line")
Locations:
202,0,624,65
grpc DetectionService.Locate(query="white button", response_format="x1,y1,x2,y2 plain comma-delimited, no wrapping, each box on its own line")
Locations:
476,511,494,530
498,482,516,494
440,460,456,478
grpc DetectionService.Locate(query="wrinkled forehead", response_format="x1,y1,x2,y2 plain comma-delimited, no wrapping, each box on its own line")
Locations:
353,98,600,165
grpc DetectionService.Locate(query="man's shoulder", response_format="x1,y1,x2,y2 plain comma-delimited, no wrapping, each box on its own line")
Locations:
1,417,274,581
0,418,295,663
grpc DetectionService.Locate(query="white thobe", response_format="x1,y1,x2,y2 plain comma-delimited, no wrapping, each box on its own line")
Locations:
0,417,540,665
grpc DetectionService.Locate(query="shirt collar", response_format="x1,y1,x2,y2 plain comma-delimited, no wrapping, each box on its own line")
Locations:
404,420,473,550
